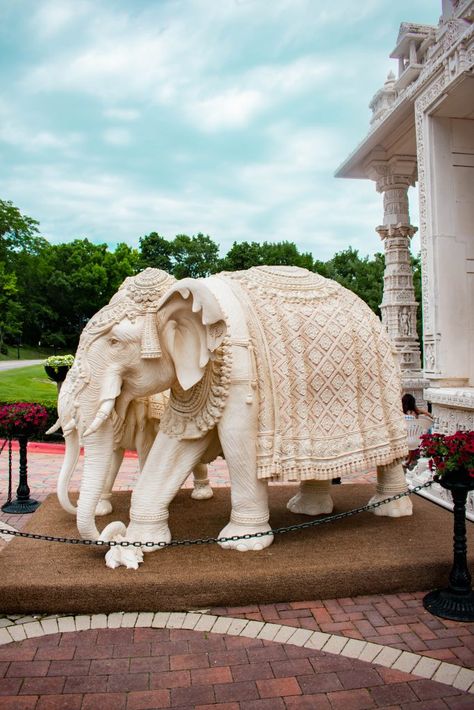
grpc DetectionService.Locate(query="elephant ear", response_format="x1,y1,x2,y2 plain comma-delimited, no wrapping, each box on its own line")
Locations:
157,279,227,391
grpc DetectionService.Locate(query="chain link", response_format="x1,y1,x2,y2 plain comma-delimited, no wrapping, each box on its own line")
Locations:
0,481,434,548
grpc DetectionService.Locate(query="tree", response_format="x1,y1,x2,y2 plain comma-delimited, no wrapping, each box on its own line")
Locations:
316,247,385,316
172,233,219,278
0,264,23,353
17,239,138,350
219,240,313,271
0,199,41,261
139,232,220,278
138,232,174,272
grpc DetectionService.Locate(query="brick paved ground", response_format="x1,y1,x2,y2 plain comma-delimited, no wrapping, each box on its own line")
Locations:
1,443,474,707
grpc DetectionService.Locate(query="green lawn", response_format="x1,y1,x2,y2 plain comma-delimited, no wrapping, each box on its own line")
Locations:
0,365,59,404
0,344,55,361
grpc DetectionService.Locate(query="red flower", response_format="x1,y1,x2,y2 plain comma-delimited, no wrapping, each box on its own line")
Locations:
420,431,474,481
0,402,48,438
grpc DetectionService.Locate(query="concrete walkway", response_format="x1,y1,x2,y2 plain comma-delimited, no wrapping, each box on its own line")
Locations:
0,444,473,708
0,359,44,371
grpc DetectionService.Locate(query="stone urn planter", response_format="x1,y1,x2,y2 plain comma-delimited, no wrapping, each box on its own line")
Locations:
43,355,74,392
44,365,70,383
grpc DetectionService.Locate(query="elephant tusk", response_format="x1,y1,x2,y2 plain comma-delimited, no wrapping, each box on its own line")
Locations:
83,400,115,438
45,419,61,435
62,418,76,435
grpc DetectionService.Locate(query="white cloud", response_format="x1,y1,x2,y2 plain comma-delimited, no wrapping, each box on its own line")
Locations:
103,128,132,146
33,0,91,39
103,108,140,122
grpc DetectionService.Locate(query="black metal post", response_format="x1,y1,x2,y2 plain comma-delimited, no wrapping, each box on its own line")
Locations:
1,436,40,514
423,477,474,621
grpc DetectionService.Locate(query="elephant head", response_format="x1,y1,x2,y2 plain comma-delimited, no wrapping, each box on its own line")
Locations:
57,269,227,541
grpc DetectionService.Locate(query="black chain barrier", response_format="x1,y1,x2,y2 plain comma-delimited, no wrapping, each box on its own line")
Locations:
0,481,434,549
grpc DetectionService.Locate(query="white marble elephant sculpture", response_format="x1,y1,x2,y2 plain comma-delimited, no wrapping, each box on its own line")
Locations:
49,391,212,518
51,269,213,537
62,265,410,568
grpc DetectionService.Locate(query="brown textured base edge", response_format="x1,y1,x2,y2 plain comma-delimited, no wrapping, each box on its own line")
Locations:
0,486,472,615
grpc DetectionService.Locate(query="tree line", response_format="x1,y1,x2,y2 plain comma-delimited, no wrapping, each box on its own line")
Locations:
0,199,421,353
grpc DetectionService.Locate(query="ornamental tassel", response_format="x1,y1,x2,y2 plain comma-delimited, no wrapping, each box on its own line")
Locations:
141,310,162,359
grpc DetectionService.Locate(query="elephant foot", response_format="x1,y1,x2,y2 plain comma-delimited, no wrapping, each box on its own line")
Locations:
368,492,413,517
191,479,213,500
218,521,273,551
95,498,113,516
127,520,172,553
287,482,334,516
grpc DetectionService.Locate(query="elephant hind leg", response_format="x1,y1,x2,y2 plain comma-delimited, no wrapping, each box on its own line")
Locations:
287,480,334,516
191,463,213,500
368,461,413,517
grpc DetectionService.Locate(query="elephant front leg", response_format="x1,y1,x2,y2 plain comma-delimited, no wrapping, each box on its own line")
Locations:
217,393,272,551
191,462,213,500
126,432,214,551
287,480,334,516
368,461,413,517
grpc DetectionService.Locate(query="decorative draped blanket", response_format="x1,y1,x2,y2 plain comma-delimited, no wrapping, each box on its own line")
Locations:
223,266,408,481
161,265,408,481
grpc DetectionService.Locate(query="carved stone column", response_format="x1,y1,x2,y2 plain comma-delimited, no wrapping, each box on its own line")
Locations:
366,155,426,404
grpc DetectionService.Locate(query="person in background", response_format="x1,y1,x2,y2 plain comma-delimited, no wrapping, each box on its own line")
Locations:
402,393,433,469
402,393,431,418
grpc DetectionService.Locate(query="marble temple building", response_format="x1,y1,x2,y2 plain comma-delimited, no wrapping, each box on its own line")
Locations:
336,0,474,438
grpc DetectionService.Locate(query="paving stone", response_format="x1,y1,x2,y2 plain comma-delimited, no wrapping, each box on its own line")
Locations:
432,661,463,686
40,619,59,636
6,624,26,643
120,612,138,628
23,622,44,638
391,650,420,673
126,689,170,709
273,625,298,644
226,618,249,635
181,612,201,630
57,617,75,633
452,667,474,691
358,642,384,663
257,623,281,641
412,655,442,679
135,612,154,627
74,615,91,631
212,617,233,634
288,628,313,647
90,614,108,629
36,695,83,710
340,639,367,658
151,612,170,628
107,613,123,629
167,612,186,629
242,621,265,638
372,645,402,667
321,635,349,654
256,676,302,697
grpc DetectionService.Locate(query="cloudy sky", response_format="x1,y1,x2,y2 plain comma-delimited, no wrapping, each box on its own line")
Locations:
0,0,437,260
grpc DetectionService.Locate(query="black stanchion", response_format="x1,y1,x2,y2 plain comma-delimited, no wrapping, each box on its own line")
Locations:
1,435,39,514
423,472,474,622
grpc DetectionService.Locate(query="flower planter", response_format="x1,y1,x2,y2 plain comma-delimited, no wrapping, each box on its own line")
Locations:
44,365,70,383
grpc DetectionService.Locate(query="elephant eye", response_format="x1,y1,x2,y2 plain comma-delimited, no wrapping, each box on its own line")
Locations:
109,337,120,346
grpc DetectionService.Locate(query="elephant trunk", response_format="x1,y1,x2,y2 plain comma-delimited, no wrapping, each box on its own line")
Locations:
76,419,115,540
56,429,81,514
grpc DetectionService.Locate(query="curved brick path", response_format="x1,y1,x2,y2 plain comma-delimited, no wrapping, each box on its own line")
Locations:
1,443,474,707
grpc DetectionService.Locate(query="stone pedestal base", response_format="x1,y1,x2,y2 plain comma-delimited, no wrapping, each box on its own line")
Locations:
406,459,474,522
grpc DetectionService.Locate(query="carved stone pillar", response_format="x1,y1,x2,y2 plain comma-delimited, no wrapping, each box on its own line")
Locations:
366,155,426,404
